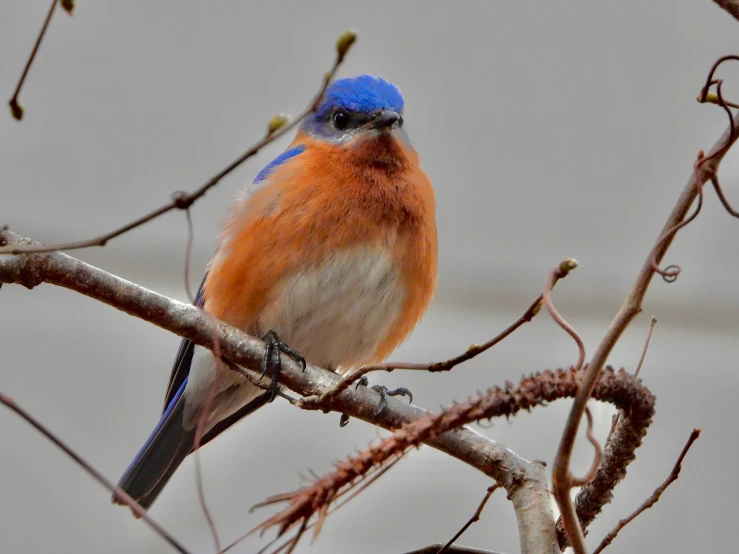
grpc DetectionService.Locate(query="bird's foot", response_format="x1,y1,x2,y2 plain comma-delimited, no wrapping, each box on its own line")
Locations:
261,330,306,402
339,376,413,427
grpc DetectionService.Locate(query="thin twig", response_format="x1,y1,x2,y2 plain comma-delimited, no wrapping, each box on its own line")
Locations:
541,259,585,379
570,407,602,487
649,153,705,282
0,391,191,554
8,0,59,121
436,485,499,554
553,68,739,551
592,429,701,554
610,316,657,435
193,385,222,553
302,281,572,411
0,30,357,254
634,316,657,378
182,205,196,304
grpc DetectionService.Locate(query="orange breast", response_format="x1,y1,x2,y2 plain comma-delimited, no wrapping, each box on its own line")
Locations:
203,131,437,367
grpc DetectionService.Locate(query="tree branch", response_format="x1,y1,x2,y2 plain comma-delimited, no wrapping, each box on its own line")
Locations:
592,429,701,554
712,0,739,22
551,103,739,551
0,228,556,552
0,391,191,554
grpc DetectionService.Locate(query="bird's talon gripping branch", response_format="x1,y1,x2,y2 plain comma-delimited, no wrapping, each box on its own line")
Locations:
339,379,413,426
371,384,413,419
262,330,306,402
338,377,370,426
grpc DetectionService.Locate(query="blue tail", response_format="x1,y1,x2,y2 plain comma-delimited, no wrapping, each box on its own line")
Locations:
113,378,196,514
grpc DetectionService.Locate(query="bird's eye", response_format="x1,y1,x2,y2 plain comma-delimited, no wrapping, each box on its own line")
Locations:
333,110,350,130
398,115,404,128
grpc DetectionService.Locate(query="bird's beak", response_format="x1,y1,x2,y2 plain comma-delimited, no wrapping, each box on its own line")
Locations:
369,110,401,130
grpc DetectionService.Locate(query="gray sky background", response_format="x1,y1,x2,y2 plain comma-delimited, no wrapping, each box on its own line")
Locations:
2,2,739,553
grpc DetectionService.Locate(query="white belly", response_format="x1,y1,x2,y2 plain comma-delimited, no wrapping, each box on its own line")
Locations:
257,245,405,370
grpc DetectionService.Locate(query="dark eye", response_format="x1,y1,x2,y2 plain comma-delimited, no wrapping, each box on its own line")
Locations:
397,115,404,127
333,110,350,130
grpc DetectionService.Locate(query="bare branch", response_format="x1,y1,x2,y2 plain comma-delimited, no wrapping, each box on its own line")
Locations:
609,316,657,437
305,263,574,411
634,316,657,378
712,0,739,22
436,485,499,554
570,407,602,488
0,391,191,554
592,429,701,554
552,93,739,551
0,30,357,254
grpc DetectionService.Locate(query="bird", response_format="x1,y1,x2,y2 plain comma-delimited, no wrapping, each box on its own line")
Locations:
113,74,438,514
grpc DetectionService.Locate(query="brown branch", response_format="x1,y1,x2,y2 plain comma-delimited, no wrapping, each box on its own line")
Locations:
552,92,739,551
303,269,574,411
0,391,191,554
592,429,701,554
609,316,657,436
541,260,588,554
436,485,500,554
712,0,739,22
251,367,653,551
633,316,657,378
193,386,222,553
8,0,59,121
0,30,357,255
570,407,602,487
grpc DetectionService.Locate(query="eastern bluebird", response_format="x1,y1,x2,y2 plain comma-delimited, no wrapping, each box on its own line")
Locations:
113,74,438,513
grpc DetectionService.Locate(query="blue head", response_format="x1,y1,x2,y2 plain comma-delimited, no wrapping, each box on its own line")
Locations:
301,75,406,143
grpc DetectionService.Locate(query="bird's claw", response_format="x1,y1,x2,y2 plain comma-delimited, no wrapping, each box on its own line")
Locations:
261,330,306,402
340,378,413,426
371,384,413,418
